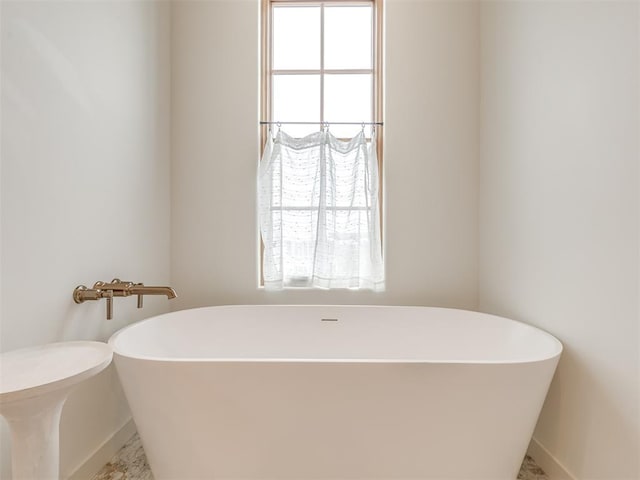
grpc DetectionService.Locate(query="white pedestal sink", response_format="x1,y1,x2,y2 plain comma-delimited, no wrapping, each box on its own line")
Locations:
0,341,113,480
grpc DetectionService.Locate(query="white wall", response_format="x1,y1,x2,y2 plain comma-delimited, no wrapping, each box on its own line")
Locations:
0,1,171,478
5,2,637,480
171,0,479,310
479,2,639,479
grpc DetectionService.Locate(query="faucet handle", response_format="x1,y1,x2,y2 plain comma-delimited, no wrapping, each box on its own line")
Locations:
135,282,144,308
103,290,114,320
99,279,134,294
108,279,134,287
75,284,114,320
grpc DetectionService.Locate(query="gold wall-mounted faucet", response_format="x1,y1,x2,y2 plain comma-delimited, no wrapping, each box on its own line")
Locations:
73,279,177,320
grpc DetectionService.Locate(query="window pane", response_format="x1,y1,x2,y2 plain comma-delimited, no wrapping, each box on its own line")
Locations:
272,74,320,137
324,74,372,138
324,6,372,70
273,6,320,70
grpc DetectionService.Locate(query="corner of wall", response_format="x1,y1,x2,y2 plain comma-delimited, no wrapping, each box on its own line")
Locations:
65,419,136,480
527,438,577,480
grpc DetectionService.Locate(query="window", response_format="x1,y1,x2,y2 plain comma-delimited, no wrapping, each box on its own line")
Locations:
262,0,382,138
260,0,383,290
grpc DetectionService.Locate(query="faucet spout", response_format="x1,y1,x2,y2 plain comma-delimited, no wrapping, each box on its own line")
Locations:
129,285,177,299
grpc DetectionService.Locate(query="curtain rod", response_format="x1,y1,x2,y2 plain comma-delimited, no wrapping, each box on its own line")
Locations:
260,121,383,126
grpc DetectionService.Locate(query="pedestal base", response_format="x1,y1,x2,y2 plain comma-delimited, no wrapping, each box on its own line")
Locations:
1,390,69,480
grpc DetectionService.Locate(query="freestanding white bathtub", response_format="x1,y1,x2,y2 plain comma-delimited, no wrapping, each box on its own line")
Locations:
109,305,562,480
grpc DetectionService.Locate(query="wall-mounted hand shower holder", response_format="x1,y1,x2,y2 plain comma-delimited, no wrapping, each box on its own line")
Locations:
73,279,176,320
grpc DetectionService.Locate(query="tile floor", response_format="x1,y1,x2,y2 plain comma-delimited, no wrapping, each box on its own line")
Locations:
91,433,549,480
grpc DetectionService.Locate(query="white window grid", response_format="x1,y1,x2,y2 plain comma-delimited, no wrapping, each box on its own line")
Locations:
265,0,380,138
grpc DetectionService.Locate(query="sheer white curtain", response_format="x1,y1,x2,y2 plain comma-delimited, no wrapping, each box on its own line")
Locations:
259,128,384,290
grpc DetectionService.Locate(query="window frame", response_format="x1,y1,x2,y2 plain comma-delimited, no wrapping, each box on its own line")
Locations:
260,0,384,287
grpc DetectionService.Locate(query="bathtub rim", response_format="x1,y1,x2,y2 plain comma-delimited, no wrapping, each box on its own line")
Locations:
108,304,563,365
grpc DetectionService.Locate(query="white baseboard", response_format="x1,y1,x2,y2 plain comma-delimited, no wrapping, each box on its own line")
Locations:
66,418,137,480
527,436,577,480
